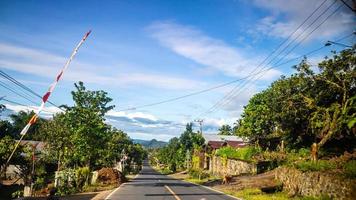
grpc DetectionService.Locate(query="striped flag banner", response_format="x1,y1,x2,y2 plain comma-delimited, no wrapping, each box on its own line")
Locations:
3,30,91,170
20,30,91,135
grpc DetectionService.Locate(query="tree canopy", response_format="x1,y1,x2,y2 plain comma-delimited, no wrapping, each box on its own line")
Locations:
235,47,355,152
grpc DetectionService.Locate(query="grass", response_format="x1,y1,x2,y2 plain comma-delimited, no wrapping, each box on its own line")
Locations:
221,188,331,200
82,183,117,193
154,166,173,175
293,160,337,172
226,188,290,200
185,176,220,185
344,160,356,178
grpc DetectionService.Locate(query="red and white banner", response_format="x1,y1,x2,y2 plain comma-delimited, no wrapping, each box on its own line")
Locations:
20,30,91,136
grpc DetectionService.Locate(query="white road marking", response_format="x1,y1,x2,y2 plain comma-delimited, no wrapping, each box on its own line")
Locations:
164,185,182,200
104,173,140,200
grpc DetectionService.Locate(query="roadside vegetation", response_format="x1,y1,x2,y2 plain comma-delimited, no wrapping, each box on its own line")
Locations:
150,47,356,199
0,81,147,198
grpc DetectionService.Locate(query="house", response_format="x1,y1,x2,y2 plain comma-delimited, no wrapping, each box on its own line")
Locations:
5,140,46,181
203,134,247,150
201,134,248,170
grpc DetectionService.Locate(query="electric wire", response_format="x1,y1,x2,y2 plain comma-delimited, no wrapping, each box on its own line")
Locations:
0,70,64,111
200,1,346,116
0,79,39,105
116,0,343,112
201,0,340,116
1,98,57,114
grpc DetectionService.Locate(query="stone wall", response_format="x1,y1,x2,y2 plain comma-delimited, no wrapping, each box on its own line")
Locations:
275,167,356,200
209,155,256,176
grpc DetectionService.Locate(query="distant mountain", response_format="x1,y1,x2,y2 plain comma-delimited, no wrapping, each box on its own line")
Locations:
133,139,167,148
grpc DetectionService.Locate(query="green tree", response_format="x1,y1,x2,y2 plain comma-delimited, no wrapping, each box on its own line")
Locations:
64,81,115,169
0,120,13,138
235,47,356,152
295,48,355,148
218,124,233,135
98,127,133,167
40,113,73,170
9,111,46,140
0,104,5,114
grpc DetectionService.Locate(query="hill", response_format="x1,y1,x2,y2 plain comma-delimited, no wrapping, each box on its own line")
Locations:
133,139,167,148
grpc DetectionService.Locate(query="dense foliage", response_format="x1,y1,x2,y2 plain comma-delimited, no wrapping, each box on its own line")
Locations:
215,146,261,161
0,81,146,193
218,124,233,135
153,123,204,172
235,48,356,153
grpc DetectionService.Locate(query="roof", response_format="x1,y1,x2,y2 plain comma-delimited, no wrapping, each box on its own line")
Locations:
207,141,225,149
226,141,247,148
203,134,245,143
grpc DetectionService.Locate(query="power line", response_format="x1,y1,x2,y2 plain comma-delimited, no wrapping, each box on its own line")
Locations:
1,98,57,114
117,0,345,112
116,43,329,112
0,80,39,105
0,70,64,110
199,0,337,116
201,1,347,116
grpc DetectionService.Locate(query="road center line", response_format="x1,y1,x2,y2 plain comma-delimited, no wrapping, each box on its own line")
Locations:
164,185,182,200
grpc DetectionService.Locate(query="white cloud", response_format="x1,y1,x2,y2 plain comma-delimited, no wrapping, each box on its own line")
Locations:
147,21,282,81
3,102,239,141
3,103,63,118
0,43,206,90
251,0,355,41
107,110,158,121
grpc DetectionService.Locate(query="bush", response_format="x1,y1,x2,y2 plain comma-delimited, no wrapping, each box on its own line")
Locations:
76,166,90,189
11,190,23,198
33,177,46,191
294,160,337,172
343,160,356,178
160,167,173,175
56,184,77,196
188,169,209,180
216,146,261,161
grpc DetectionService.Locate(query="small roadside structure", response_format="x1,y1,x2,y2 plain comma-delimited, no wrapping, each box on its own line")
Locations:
200,134,248,170
204,134,247,150
5,140,46,181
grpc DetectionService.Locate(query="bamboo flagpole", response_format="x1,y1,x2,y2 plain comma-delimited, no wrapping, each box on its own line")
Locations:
2,30,92,172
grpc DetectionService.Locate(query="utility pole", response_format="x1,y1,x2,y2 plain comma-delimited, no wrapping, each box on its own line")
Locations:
194,119,204,134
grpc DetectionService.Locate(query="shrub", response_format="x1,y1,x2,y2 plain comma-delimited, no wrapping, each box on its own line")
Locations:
55,184,77,196
216,146,261,161
343,160,356,178
33,177,46,191
11,190,23,198
188,168,209,180
160,167,173,175
76,166,90,189
294,160,337,172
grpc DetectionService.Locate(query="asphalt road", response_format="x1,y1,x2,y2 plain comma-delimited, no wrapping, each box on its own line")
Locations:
105,161,238,200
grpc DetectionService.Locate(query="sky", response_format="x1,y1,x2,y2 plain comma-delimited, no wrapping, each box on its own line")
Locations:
0,0,354,141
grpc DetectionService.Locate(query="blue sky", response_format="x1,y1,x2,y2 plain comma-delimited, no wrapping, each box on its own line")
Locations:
0,0,354,141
